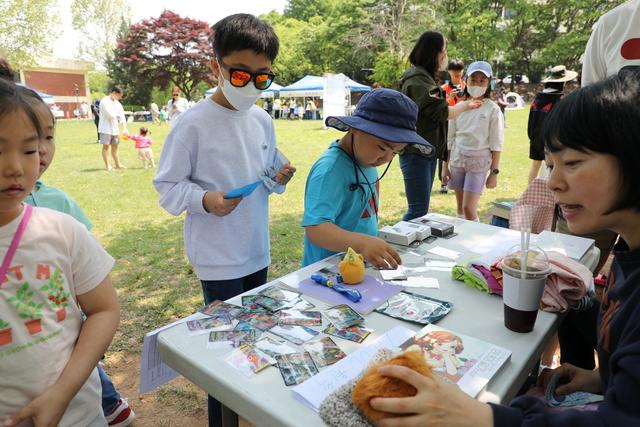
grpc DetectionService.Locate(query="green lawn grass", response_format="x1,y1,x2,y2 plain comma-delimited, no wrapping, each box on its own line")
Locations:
50,107,531,352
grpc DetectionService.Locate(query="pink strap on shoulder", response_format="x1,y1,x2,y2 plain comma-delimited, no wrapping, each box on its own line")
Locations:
0,204,33,282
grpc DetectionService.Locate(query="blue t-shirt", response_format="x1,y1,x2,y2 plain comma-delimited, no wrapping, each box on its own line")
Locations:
302,141,379,266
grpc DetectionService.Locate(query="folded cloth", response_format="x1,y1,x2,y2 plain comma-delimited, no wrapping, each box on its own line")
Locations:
542,251,595,312
509,177,555,234
452,264,489,293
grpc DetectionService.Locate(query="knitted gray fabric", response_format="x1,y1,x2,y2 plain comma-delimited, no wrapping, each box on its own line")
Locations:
319,348,395,427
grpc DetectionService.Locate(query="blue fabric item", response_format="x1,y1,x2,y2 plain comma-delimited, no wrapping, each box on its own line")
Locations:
325,88,433,148
399,152,437,221
98,364,120,415
302,141,378,266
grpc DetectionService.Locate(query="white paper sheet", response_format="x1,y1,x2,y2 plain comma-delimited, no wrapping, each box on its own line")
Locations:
427,246,462,260
139,313,203,394
389,277,439,288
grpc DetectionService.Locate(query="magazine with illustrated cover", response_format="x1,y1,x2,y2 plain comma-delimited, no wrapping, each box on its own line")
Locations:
399,324,511,398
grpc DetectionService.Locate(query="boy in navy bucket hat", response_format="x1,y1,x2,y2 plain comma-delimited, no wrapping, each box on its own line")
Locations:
302,88,433,267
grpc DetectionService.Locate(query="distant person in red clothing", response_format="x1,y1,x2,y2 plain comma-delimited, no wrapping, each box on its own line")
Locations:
441,60,465,106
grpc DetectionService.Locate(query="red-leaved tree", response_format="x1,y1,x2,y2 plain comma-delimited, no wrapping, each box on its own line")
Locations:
113,10,214,100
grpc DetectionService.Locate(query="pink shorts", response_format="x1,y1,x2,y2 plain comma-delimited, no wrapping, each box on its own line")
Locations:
448,150,491,194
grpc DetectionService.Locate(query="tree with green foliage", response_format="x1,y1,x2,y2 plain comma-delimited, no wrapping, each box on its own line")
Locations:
71,0,132,67
0,0,59,69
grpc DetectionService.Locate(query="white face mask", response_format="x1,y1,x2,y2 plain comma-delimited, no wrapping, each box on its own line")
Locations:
219,72,262,111
467,85,487,98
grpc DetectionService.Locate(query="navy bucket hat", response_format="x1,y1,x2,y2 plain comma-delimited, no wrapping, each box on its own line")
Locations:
325,88,433,150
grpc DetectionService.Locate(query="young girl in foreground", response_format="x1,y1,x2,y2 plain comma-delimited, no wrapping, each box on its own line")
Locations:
443,61,504,221
0,80,120,427
370,71,640,426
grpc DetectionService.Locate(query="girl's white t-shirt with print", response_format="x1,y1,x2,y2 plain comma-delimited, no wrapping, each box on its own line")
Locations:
0,206,115,426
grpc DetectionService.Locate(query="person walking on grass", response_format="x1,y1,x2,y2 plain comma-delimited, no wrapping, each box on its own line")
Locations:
98,86,127,171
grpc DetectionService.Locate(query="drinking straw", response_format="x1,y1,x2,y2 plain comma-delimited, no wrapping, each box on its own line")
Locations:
522,228,531,279
520,229,526,279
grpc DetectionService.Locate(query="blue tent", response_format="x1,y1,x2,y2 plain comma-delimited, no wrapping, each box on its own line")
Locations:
279,74,371,97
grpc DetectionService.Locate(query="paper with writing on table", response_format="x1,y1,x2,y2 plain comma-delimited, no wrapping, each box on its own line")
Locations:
291,326,415,412
535,230,595,261
140,313,204,393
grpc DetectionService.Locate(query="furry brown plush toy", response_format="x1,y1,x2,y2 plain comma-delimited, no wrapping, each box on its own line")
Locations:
351,351,433,423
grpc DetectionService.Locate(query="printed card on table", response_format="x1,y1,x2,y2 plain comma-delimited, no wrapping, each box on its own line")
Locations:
269,324,319,345
207,330,259,349
276,352,319,386
303,337,346,368
199,300,243,318
278,310,322,327
253,336,297,359
235,311,278,331
186,314,234,336
323,304,364,330
225,344,272,376
323,324,372,344
259,285,301,302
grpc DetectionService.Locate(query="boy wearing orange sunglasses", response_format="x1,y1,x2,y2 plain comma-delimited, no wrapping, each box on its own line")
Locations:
153,14,295,427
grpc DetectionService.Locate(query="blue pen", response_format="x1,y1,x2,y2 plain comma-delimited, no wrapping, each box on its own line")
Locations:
310,274,362,302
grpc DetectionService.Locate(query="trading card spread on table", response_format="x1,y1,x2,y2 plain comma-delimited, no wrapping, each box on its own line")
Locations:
253,336,297,359
253,295,293,312
323,304,365,330
269,324,319,345
235,312,278,331
323,324,372,343
225,344,272,376
200,300,243,318
275,351,319,386
258,285,301,302
241,295,269,312
278,310,322,327
186,314,234,335
288,298,315,311
207,329,259,349
303,336,346,368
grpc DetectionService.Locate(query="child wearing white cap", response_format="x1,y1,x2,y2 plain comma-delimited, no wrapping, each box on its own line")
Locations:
442,61,504,222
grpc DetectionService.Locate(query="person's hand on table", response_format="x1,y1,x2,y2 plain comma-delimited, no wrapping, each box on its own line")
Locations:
358,236,401,269
203,191,242,217
538,363,603,396
370,365,493,427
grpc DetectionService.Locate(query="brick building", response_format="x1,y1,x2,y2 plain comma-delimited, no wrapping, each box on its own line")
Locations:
19,58,94,119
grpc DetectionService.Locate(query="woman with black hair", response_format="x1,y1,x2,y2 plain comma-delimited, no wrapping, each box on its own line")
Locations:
398,31,482,221
370,70,640,427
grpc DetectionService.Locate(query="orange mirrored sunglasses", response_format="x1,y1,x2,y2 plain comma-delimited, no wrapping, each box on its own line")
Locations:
218,59,275,90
